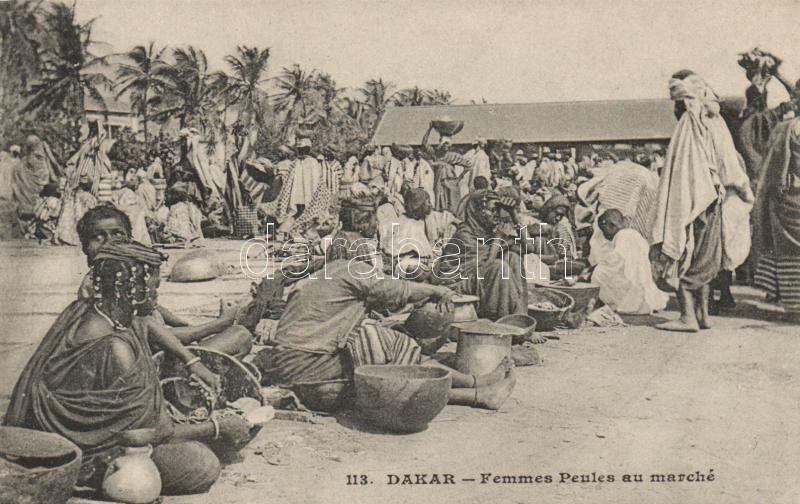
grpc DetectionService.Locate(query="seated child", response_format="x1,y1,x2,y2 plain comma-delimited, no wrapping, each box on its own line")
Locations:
590,209,668,315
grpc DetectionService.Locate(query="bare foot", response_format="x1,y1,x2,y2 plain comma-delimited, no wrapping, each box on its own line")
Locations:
474,357,514,388
695,305,711,330
475,369,517,410
656,318,699,333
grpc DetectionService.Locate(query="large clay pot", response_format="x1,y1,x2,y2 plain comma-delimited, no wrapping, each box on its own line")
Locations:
453,319,524,376
102,445,162,504
0,426,82,504
354,365,451,433
403,302,455,355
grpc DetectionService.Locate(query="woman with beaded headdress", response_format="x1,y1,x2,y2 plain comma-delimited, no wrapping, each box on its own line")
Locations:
4,241,256,496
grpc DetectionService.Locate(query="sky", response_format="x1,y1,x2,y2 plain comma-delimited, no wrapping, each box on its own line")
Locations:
77,0,800,106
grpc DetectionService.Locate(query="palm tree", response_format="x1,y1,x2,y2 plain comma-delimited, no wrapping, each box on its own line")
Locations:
393,86,428,107
358,77,395,133
113,42,168,144
154,45,215,131
312,72,342,122
0,0,44,108
426,89,453,105
22,1,110,127
212,45,270,129
272,64,316,136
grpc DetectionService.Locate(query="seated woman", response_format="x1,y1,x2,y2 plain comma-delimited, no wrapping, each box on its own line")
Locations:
161,184,204,244
589,209,668,315
4,241,254,495
25,182,62,243
76,206,252,363
435,188,529,320
260,248,516,412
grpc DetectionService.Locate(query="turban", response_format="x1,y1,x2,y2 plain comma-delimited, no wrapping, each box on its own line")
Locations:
669,73,720,115
93,240,167,267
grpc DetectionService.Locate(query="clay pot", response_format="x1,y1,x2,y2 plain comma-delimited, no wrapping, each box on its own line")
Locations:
452,295,479,323
0,427,82,504
102,445,162,504
354,365,451,433
403,302,455,356
453,319,524,376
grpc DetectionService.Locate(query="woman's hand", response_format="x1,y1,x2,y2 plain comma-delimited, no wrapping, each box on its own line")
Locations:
215,414,257,451
190,362,222,394
434,287,455,314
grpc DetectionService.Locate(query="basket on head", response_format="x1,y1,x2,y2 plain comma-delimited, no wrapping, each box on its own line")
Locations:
431,118,464,138
526,287,574,331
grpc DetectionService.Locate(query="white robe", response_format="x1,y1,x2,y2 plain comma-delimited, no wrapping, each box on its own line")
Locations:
288,156,322,208
470,149,492,189
592,229,669,315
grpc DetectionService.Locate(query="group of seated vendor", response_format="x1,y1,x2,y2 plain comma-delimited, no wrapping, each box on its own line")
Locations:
4,174,668,499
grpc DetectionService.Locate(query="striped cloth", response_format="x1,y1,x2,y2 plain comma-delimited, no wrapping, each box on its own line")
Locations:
345,320,422,369
753,255,800,312
240,169,267,203
578,160,658,241
259,320,421,387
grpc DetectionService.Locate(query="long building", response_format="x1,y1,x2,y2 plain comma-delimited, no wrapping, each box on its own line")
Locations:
371,98,744,155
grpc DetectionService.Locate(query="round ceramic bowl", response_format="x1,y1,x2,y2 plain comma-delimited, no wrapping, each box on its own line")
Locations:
354,365,452,433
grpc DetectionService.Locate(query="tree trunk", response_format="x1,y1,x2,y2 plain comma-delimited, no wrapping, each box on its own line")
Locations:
143,86,149,145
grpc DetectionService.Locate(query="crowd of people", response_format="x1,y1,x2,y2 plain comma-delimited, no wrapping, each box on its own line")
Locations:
3,48,800,499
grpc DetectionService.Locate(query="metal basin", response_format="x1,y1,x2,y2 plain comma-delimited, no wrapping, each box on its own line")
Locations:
453,319,524,376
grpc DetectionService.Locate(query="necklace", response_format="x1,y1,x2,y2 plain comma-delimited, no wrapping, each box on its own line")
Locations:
94,303,124,330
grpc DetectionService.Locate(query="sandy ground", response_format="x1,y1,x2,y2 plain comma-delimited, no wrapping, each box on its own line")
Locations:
2,239,799,504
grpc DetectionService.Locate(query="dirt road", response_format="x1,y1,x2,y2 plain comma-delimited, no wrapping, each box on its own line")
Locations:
1,240,798,504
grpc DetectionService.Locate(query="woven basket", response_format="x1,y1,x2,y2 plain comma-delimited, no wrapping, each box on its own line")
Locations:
527,287,574,331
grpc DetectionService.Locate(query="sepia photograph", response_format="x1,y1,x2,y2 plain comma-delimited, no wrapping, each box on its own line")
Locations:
0,0,799,502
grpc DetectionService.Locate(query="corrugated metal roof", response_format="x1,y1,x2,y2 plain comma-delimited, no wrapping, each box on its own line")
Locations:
372,99,683,146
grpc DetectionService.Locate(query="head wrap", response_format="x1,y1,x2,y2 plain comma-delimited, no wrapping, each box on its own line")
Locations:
462,189,501,235
669,73,720,116
297,138,312,149
93,240,167,267
540,195,571,218
9,145,20,154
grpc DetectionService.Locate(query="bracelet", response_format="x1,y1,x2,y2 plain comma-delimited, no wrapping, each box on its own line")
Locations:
210,416,220,440
185,356,201,368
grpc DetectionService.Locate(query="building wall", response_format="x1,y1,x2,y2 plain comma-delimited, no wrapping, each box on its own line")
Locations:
85,111,139,139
